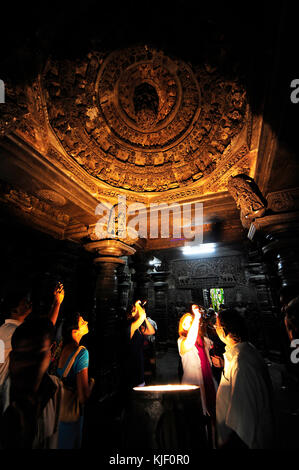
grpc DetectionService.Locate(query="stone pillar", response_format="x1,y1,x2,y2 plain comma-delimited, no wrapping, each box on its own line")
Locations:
84,239,136,399
249,213,299,290
131,252,151,303
262,234,299,289
248,213,299,361
117,262,132,312
150,271,170,345
246,252,280,356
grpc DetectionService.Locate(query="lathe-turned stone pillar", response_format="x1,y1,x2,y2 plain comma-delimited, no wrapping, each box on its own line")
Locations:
150,271,170,345
249,213,299,291
248,212,299,361
117,262,132,313
130,252,151,303
84,239,136,399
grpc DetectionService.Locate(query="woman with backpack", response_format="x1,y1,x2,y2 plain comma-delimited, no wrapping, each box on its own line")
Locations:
56,313,95,449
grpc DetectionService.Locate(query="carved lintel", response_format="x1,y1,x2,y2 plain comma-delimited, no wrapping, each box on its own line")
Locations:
248,211,299,240
267,188,299,213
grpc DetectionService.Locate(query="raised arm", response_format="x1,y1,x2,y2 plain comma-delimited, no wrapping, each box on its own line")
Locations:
141,317,156,336
130,301,146,339
48,282,64,326
179,305,201,355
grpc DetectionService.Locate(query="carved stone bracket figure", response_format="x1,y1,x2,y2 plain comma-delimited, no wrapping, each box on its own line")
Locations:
228,174,267,228
88,201,139,246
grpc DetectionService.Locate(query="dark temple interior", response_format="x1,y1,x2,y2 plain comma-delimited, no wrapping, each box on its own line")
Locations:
0,0,299,453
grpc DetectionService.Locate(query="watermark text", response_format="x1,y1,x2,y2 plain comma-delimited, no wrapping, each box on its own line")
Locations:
290,79,299,104
94,196,203,245
0,80,5,104
290,339,299,364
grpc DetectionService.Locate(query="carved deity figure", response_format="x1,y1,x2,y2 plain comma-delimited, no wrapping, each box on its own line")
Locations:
91,201,138,245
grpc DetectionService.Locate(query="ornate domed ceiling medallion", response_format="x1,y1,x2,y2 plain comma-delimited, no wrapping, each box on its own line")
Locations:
95,48,200,148
43,46,249,193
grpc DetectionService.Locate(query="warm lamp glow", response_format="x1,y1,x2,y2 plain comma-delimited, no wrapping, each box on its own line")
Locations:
133,384,200,392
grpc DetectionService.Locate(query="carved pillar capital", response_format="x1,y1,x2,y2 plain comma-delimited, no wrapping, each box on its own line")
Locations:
84,239,136,263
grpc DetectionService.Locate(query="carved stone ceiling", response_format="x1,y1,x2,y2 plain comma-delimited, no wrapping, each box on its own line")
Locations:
0,3,295,247
10,44,257,204
41,45,251,194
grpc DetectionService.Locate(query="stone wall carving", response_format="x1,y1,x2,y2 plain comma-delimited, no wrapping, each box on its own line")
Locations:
166,259,257,343
167,255,256,312
267,188,299,213
170,256,247,289
0,181,70,226
41,45,251,193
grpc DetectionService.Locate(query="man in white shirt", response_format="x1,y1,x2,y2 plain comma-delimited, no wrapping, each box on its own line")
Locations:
0,282,64,385
0,290,32,385
214,308,275,449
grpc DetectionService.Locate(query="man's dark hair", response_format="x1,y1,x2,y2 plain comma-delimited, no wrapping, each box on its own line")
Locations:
280,285,299,306
285,297,299,339
0,288,31,317
218,308,248,342
11,317,55,350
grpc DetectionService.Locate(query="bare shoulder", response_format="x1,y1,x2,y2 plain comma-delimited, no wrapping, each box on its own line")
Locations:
178,337,187,355
204,336,213,347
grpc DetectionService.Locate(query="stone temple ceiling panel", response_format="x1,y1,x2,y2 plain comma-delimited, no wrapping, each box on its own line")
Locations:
38,45,255,197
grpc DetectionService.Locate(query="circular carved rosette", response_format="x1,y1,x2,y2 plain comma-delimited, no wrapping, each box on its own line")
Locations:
43,46,249,192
